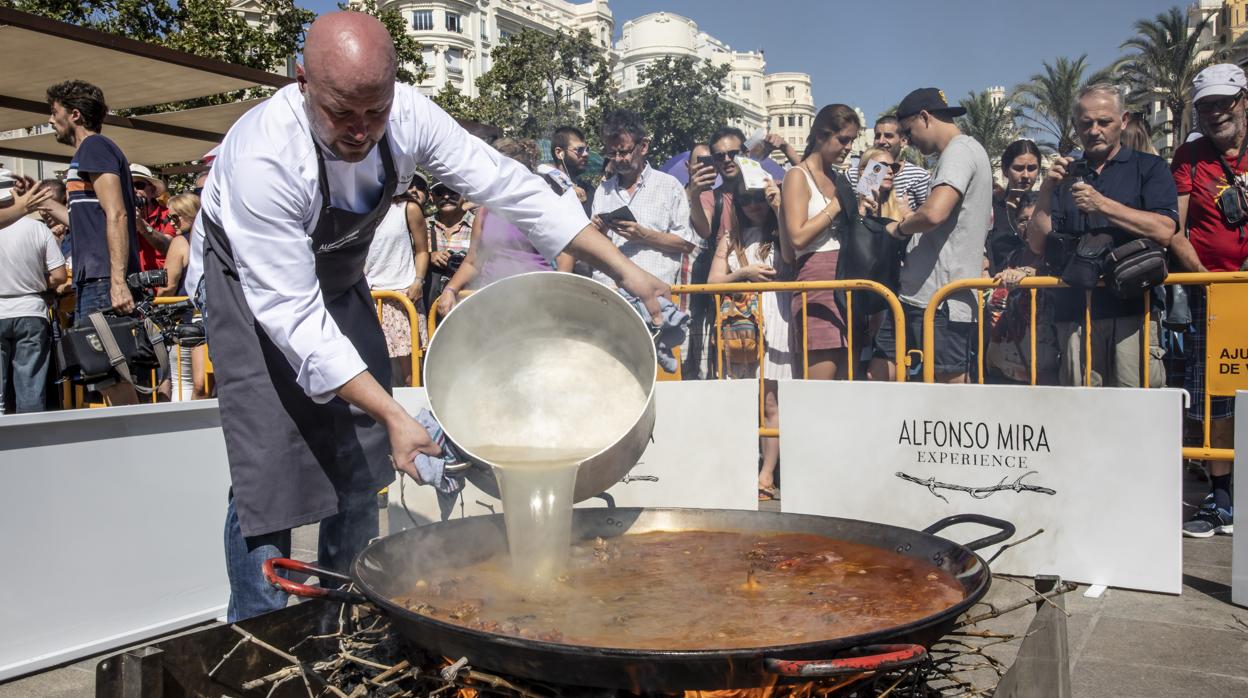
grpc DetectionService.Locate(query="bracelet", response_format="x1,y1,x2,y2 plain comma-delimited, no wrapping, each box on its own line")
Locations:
822,210,835,228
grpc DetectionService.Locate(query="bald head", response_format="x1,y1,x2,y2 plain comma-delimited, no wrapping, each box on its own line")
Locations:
304,12,396,90
298,12,397,162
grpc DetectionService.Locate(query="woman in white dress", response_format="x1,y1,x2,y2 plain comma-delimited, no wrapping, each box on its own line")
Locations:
364,185,429,387
708,177,794,500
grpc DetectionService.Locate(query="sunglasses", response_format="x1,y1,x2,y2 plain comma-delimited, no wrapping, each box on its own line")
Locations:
1195,93,1243,114
431,186,460,199
711,149,741,162
570,145,588,155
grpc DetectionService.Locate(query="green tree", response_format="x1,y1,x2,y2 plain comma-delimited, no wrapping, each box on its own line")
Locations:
472,28,610,139
1011,55,1105,154
620,55,738,165
957,90,1018,168
339,0,426,84
1116,6,1215,155
431,81,481,122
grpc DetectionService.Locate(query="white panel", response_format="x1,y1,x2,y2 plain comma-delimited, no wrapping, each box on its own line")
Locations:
780,381,1183,594
0,401,231,680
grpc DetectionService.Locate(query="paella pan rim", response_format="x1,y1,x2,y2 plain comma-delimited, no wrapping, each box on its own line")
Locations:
352,507,993,660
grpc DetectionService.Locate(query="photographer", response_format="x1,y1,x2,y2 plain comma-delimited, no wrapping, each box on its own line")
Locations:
425,180,472,304
1169,64,1248,538
1029,84,1177,388
46,80,142,405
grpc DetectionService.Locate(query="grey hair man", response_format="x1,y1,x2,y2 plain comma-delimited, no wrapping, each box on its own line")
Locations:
1029,83,1177,388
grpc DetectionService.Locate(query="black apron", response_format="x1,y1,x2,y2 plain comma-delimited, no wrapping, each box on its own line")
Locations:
203,136,400,537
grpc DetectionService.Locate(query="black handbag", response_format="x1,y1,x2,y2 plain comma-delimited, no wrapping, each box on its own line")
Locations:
1060,232,1114,290
1105,238,1168,299
57,312,164,389
831,175,906,317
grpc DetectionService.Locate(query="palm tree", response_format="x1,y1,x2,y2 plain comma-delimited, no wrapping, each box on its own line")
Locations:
1011,55,1097,155
1116,7,1215,152
957,90,1018,168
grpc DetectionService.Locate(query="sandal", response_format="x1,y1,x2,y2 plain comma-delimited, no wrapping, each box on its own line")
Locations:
758,485,780,501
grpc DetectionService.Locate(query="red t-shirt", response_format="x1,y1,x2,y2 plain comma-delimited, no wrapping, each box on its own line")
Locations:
136,204,177,271
1171,137,1248,272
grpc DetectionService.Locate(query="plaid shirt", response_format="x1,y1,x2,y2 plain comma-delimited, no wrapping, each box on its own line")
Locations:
591,164,697,286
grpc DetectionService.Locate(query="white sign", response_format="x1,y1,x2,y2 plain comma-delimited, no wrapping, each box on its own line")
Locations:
779,380,1183,594
855,158,889,197
0,401,231,681
389,381,760,529
737,156,769,191
1233,391,1247,608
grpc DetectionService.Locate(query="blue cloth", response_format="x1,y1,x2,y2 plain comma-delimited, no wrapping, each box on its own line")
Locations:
618,290,689,373
412,408,466,494
1047,146,1179,321
68,134,140,284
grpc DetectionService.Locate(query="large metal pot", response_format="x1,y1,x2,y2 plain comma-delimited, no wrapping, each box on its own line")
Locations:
265,509,1015,692
423,272,657,502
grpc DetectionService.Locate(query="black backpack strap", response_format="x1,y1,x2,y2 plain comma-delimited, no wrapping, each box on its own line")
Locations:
710,188,725,240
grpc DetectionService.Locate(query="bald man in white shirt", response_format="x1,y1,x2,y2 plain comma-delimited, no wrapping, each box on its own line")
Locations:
187,12,667,620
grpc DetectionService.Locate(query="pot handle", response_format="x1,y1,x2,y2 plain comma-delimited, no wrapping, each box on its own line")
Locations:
922,514,1015,551
764,644,927,677
261,558,368,605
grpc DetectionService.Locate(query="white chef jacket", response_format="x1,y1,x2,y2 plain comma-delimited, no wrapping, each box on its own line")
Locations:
187,83,588,403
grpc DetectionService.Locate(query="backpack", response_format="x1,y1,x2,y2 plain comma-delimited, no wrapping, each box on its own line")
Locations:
719,246,763,368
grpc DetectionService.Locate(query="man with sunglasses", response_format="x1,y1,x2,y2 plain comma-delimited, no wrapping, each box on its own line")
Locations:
130,164,176,272
1170,63,1248,538
185,13,670,622
550,126,593,215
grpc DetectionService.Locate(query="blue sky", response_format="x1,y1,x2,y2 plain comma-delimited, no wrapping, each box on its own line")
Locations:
307,0,1183,119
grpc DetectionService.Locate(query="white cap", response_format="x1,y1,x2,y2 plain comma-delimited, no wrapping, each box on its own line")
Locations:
1193,63,1247,103
128,163,160,185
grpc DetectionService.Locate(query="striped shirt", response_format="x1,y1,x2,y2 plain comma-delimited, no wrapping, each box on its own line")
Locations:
591,164,697,286
66,134,139,283
846,160,931,211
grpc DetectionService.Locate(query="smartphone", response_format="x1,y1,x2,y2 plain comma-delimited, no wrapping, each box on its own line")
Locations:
696,155,715,168
600,206,637,225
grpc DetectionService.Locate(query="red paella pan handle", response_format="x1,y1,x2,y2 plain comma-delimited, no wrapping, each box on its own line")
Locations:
262,557,369,605
764,644,927,677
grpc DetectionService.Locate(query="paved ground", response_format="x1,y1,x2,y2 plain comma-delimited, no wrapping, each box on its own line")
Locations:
4,483,1245,697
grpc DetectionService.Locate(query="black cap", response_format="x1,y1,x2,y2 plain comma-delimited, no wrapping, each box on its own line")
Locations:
896,87,967,121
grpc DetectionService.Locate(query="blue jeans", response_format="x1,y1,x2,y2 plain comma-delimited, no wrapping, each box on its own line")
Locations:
74,278,113,326
223,487,379,622
0,316,51,413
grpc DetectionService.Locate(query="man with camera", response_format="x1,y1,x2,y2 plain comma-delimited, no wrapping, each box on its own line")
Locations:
130,164,177,272
45,80,142,405
185,13,669,621
1029,84,1177,388
1169,64,1248,538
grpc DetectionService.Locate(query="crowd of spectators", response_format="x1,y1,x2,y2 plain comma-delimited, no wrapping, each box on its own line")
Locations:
3,69,1243,535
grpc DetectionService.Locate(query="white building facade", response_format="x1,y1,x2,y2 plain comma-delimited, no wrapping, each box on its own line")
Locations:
379,0,615,105
763,72,816,160
614,12,768,134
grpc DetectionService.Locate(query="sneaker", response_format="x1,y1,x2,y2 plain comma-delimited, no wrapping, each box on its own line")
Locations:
1183,507,1233,538
1184,491,1216,512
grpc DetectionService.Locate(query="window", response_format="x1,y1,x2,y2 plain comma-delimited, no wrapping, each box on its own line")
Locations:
788,114,795,127
766,88,771,98
786,86,795,99
446,48,462,72
481,18,488,40
742,76,751,91
500,29,512,42
798,115,804,127
446,11,462,33
776,116,783,128
412,9,432,31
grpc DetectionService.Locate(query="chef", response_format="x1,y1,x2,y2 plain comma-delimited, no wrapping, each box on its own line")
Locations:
185,12,668,621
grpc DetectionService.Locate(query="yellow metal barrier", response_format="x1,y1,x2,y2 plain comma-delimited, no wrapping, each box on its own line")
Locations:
920,272,1248,462
369,290,424,388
